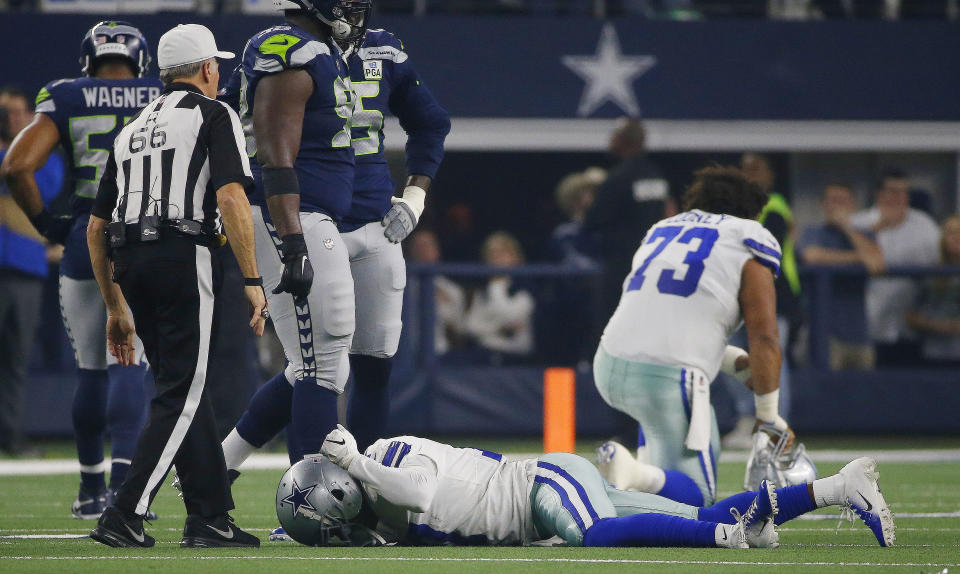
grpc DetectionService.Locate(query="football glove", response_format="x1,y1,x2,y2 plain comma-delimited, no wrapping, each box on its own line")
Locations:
382,185,426,243
321,424,360,470
29,208,73,245
273,234,314,298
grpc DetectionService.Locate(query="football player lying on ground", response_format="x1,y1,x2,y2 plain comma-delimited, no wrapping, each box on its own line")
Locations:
270,426,895,548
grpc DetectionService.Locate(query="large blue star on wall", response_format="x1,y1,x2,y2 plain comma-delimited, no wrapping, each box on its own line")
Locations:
281,479,318,516
562,23,657,117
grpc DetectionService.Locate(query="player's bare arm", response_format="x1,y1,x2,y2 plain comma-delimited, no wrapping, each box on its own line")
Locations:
0,112,60,229
739,258,791,433
217,182,267,336
253,68,312,238
86,214,135,367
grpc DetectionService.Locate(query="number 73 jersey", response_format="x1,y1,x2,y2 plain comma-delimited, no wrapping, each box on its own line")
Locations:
599,210,782,380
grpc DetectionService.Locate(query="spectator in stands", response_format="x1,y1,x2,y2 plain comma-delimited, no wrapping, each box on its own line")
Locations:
905,216,960,366
851,168,940,364
464,231,535,357
583,118,673,332
797,183,884,370
408,229,466,355
0,87,32,135
548,166,604,268
0,97,64,455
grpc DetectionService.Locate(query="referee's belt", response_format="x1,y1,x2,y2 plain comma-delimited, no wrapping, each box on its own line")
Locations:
108,219,225,249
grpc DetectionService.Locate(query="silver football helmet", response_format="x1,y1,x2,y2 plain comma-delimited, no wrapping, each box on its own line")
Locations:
276,455,363,546
744,424,818,491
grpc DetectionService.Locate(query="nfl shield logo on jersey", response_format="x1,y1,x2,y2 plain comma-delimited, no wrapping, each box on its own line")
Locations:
363,60,383,80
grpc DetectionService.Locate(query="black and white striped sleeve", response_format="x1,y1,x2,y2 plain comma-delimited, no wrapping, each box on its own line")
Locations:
206,101,253,193
91,149,120,221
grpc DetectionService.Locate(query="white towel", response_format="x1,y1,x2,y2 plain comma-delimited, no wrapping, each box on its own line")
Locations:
684,368,712,452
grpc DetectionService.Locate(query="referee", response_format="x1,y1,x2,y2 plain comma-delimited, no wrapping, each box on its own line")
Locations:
87,24,265,549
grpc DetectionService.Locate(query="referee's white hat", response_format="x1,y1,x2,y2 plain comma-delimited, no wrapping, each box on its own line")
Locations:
158,24,235,70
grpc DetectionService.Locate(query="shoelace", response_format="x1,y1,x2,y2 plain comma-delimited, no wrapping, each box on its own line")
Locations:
835,467,881,534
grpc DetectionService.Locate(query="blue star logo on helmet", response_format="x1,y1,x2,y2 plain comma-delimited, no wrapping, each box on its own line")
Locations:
280,479,318,517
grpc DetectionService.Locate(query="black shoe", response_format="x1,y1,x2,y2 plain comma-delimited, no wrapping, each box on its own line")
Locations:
107,489,158,521
180,514,260,548
90,506,155,548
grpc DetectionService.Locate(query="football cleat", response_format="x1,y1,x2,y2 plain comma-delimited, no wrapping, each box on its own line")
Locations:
731,479,779,548
595,440,637,489
835,457,896,547
180,514,260,548
90,506,155,548
71,485,108,520
106,489,157,521
716,521,749,549
269,526,294,542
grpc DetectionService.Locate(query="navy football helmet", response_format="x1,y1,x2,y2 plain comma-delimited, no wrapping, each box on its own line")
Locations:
274,0,372,44
80,21,152,78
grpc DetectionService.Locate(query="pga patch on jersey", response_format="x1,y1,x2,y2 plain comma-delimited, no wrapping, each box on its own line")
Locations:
363,60,383,80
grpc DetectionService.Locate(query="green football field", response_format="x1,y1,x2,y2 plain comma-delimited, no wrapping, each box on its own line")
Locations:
1,439,958,574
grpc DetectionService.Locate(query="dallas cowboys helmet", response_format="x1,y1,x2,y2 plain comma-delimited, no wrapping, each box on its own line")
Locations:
276,455,363,546
744,423,818,490
273,0,372,43
80,21,152,78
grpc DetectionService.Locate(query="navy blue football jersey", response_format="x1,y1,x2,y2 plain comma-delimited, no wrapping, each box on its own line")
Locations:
239,24,355,219
340,29,450,232
35,77,162,218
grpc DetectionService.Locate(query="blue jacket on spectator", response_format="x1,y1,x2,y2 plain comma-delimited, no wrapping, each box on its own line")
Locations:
0,149,64,278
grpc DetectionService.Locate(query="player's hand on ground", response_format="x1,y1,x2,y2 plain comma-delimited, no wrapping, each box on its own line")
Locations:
321,424,360,469
382,199,417,243
273,234,314,298
106,312,137,367
244,285,268,337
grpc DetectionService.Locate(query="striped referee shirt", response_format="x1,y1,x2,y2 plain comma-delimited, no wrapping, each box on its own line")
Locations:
91,82,252,232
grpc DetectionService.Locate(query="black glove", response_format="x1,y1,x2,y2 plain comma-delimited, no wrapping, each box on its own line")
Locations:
28,208,73,245
273,234,314,298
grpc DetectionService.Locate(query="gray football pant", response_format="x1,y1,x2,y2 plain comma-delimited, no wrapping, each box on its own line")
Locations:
252,206,354,392
594,346,721,505
342,221,405,358
530,452,698,547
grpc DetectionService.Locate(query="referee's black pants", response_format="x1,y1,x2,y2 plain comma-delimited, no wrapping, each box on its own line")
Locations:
111,236,234,518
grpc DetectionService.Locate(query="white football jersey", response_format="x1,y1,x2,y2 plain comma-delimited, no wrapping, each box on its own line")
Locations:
359,436,538,546
600,210,781,380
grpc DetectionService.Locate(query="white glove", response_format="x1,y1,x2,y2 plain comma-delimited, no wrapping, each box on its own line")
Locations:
321,424,360,469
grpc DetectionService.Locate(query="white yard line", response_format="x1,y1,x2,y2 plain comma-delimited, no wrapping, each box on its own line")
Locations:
2,449,959,476
0,556,958,567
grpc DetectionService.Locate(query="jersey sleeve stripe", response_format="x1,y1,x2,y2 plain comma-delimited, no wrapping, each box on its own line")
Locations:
382,441,401,467
743,238,782,260
393,443,412,467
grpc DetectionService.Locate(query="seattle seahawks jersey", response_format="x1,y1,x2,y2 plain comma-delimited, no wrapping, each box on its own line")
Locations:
35,77,162,218
239,24,355,219
600,210,782,380
340,29,450,232
358,436,538,546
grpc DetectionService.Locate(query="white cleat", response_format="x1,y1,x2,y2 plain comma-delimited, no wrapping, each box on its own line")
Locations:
596,441,637,489
836,457,896,547
717,521,749,549
733,479,779,548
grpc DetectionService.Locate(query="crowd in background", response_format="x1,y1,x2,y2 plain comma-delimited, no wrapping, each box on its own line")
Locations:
1,0,958,19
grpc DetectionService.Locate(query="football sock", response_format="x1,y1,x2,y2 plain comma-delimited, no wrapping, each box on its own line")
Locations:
73,369,108,492
657,470,705,506
697,491,757,524
347,354,393,452
222,429,257,472
106,364,148,489
285,428,301,465
583,514,717,547
235,371,294,448
812,474,844,507
774,484,817,525
289,383,339,460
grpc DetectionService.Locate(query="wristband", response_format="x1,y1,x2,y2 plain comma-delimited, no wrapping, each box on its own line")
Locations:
392,185,427,221
720,345,751,383
262,166,300,199
29,208,53,236
754,389,786,428
244,277,263,287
